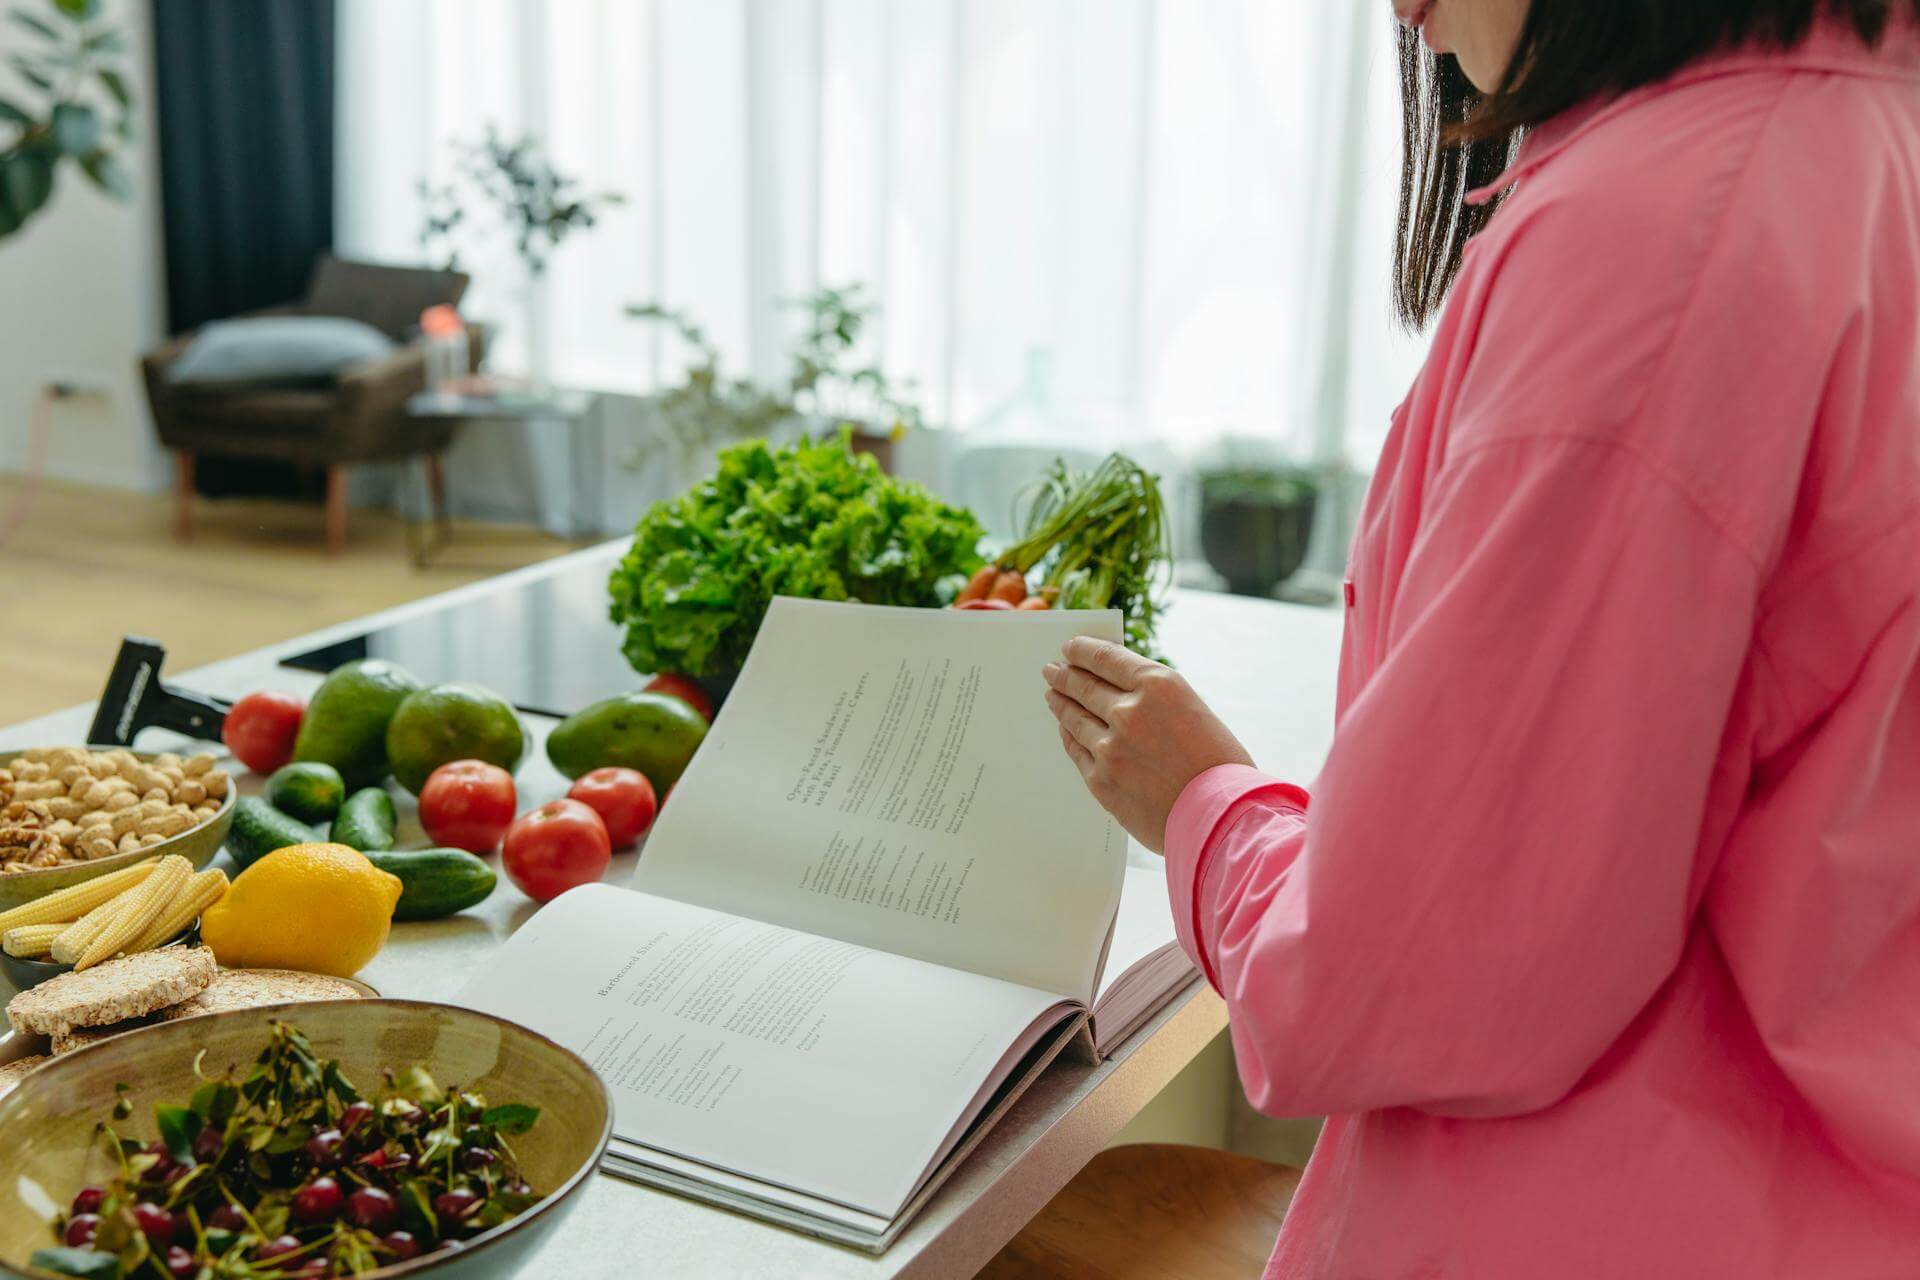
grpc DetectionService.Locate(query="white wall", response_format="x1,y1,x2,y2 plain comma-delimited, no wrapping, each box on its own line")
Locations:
0,0,168,492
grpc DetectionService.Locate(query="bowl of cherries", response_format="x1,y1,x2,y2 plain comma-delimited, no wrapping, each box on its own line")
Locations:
0,1004,612,1279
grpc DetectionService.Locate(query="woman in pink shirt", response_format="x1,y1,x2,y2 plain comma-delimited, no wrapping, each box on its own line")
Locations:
1043,1,1920,1275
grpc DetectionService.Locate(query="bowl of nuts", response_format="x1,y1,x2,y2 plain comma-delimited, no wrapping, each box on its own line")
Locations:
0,748,235,912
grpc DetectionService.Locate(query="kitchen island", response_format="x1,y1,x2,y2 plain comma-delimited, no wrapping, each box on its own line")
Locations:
0,542,1340,1279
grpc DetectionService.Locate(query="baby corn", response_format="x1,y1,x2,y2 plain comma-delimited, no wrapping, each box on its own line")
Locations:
130,867,228,953
2,923,65,959
70,855,192,971
53,855,190,970
0,858,159,935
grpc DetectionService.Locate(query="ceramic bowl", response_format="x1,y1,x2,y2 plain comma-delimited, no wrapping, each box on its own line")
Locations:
0,748,236,912
0,924,201,995
0,1000,613,1280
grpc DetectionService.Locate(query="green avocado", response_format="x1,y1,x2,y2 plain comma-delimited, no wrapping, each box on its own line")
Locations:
384,683,527,795
546,691,708,787
291,659,423,791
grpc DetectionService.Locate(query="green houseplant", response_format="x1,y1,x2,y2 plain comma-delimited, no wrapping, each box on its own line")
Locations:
624,283,921,470
418,126,623,277
0,0,134,240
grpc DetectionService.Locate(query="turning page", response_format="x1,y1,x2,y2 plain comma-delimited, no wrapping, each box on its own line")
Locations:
457,884,1074,1219
632,597,1127,1000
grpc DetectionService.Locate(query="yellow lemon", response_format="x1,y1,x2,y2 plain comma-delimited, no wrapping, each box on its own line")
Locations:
200,843,402,979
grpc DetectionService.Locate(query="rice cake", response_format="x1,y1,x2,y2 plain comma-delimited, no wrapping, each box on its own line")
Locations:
158,968,366,1022
5,946,216,1037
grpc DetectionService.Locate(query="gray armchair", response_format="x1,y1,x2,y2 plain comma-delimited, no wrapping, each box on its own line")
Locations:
141,256,485,554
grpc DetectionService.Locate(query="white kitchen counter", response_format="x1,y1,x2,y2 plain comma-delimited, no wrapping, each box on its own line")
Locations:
0,542,1340,1279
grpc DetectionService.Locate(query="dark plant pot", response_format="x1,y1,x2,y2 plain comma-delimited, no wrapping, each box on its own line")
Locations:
1200,489,1318,598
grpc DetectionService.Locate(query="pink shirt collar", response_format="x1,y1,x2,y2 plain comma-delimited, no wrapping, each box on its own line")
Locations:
1466,18,1920,206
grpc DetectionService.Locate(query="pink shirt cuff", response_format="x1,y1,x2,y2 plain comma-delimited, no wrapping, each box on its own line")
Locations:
1164,763,1310,992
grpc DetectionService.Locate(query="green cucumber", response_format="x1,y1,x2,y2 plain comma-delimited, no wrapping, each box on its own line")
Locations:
330,788,398,853
227,797,322,870
363,847,497,921
266,762,346,824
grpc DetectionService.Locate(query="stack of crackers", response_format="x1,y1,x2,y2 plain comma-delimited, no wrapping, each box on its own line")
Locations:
0,947,366,1099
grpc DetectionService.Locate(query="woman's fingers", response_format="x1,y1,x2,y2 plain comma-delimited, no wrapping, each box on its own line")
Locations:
1058,722,1094,776
1061,636,1153,690
1045,688,1107,751
1042,660,1124,718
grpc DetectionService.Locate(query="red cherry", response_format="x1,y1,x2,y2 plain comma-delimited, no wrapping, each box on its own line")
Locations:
207,1202,247,1232
253,1234,302,1262
69,1187,105,1216
461,1146,499,1171
339,1101,375,1135
348,1186,399,1233
304,1128,345,1168
164,1245,196,1279
382,1232,423,1261
63,1214,101,1246
192,1126,224,1164
132,1201,176,1247
293,1175,344,1223
140,1141,178,1184
433,1188,482,1230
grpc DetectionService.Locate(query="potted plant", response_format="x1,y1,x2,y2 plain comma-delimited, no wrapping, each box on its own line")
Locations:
624,282,920,474
0,0,135,241
1198,462,1320,598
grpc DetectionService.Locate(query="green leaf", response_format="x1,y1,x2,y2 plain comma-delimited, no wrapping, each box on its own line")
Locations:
25,1246,121,1279
9,55,53,91
79,148,129,199
0,97,29,126
153,1103,202,1164
8,9,61,40
53,0,101,20
481,1102,541,1135
50,101,99,156
397,1179,438,1238
96,66,127,106
82,26,123,52
1,145,53,224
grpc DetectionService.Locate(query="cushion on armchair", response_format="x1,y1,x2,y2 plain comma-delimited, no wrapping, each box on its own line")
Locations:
167,316,395,389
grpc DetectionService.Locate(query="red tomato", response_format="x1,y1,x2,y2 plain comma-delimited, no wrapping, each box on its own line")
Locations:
566,767,658,848
221,691,307,774
642,673,714,723
418,760,518,854
502,799,611,903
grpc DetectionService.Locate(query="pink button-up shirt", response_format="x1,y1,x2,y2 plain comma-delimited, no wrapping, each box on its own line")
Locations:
1164,22,1920,1279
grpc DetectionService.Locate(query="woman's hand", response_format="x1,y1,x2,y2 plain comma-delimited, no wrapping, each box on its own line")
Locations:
1043,637,1253,853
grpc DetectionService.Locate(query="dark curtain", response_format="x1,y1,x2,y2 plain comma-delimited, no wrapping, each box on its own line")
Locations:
151,0,335,496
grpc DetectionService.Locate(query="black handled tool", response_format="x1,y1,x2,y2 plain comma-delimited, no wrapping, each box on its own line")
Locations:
84,637,231,747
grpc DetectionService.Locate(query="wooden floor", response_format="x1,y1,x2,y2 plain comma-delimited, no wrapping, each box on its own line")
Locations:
0,474,575,725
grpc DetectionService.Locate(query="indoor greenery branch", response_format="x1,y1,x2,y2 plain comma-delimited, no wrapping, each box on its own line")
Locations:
0,0,133,241
625,283,924,461
418,125,623,278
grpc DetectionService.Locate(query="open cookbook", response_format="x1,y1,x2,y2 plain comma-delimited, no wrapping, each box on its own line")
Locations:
456,598,1199,1251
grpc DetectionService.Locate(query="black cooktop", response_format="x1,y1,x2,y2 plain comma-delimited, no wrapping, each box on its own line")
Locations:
280,547,644,718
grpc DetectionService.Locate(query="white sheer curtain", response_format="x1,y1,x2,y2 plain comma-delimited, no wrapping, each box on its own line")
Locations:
336,0,1428,554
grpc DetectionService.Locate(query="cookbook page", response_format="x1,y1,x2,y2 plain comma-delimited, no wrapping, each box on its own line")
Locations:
455,885,1074,1219
632,597,1127,1001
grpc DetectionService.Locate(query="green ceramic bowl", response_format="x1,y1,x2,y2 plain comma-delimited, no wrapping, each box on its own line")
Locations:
0,748,236,912
0,1000,613,1280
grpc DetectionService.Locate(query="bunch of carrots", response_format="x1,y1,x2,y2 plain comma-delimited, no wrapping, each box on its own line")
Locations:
947,453,1171,658
951,566,1057,611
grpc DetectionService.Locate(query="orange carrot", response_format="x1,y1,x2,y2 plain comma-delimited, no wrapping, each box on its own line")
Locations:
954,564,1000,605
988,569,1028,604
1016,596,1051,610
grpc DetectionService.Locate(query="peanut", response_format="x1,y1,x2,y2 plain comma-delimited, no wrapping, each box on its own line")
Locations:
201,771,230,800
182,754,214,778
174,780,206,806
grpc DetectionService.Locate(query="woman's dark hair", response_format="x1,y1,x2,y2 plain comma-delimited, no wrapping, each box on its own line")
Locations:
1394,0,1917,329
